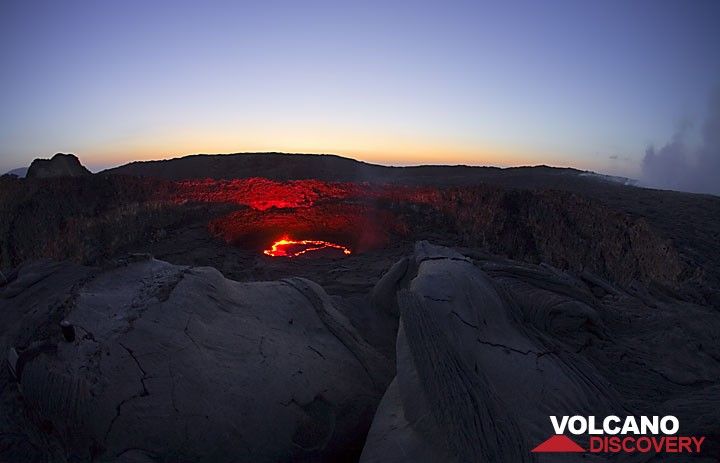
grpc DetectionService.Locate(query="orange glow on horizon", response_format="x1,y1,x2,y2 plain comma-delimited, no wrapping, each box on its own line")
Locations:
77,122,553,171
86,144,543,171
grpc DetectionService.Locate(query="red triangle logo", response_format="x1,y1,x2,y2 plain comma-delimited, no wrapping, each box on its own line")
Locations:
531,435,585,453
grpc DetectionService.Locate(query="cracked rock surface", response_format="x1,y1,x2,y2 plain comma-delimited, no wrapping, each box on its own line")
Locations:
2,243,719,462
1,256,391,462
361,242,720,463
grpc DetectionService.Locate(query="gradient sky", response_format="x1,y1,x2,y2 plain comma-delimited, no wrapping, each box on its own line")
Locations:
1,0,719,176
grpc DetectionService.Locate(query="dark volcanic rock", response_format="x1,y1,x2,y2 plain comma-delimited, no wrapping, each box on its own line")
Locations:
102,152,586,186
26,153,91,178
0,257,392,462
361,242,720,462
102,152,720,294
2,243,719,462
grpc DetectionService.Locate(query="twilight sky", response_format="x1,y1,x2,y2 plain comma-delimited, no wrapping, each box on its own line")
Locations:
1,0,719,177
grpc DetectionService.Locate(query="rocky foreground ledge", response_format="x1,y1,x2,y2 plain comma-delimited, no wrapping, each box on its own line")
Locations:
1,243,719,462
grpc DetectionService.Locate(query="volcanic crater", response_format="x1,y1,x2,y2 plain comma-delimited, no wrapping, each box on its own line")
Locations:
2,153,720,463
173,178,430,257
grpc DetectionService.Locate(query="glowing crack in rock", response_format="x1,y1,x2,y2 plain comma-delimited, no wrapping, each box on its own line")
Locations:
264,238,352,257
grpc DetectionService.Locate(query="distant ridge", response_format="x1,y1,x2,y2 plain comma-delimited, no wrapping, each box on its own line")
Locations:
3,167,28,178
102,152,588,187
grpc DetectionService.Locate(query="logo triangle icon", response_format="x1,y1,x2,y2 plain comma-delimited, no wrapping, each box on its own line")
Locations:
531,435,585,453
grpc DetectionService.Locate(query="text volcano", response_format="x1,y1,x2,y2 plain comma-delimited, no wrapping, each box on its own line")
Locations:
263,238,352,257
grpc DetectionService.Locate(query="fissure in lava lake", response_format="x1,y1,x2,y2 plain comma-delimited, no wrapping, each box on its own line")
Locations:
263,238,352,257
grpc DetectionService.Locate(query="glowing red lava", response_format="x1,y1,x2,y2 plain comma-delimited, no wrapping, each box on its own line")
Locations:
264,238,352,257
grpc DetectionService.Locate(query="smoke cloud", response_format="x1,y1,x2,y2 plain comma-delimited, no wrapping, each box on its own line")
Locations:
641,89,720,195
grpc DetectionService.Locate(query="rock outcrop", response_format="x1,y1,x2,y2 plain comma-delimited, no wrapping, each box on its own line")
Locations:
0,256,392,462
361,242,720,462
26,153,91,178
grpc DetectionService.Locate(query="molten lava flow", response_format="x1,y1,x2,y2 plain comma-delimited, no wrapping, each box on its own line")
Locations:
264,238,352,257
